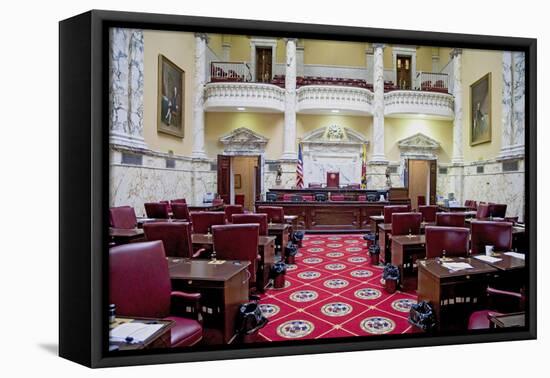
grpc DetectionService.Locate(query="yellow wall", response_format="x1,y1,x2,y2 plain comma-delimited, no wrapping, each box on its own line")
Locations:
461,49,502,162
205,112,285,159
303,40,366,67
228,35,250,62
207,34,223,59
143,30,195,155
384,118,454,163
416,47,433,72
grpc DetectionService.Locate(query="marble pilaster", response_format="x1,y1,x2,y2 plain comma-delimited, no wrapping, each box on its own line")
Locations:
109,28,147,149
191,33,208,159
370,43,387,164
281,38,297,160
450,48,464,165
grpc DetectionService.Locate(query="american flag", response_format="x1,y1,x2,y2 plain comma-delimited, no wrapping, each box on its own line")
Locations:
296,143,304,189
360,143,367,189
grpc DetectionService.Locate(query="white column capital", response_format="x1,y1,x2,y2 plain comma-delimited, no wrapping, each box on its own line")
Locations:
450,48,463,58
372,43,386,50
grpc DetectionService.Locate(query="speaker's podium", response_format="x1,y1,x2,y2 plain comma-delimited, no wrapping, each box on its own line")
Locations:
326,172,340,188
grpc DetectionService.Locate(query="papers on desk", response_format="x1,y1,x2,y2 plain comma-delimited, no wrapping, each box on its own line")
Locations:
441,262,473,272
109,322,163,344
504,252,525,260
474,255,502,263
208,260,226,264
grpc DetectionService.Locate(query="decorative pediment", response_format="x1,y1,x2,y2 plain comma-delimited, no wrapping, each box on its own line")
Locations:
301,126,369,146
219,127,268,154
398,133,440,151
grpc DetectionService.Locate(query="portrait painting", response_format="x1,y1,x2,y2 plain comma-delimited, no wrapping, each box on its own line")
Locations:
470,73,492,145
157,54,185,137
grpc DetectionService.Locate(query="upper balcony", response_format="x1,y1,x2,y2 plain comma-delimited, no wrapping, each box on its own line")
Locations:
204,62,454,118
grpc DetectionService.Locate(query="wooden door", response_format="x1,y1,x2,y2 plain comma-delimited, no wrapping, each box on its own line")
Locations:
217,155,231,204
255,156,262,202
429,160,437,205
255,47,272,83
396,55,412,89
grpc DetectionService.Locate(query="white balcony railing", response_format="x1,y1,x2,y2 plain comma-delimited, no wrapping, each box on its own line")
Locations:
204,82,285,112
210,61,252,83
416,71,450,93
295,85,374,115
384,90,454,119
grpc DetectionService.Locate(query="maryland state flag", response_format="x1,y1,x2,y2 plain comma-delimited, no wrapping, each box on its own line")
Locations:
360,143,367,189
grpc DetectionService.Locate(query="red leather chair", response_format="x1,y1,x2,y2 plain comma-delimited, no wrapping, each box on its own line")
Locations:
235,194,245,207
282,194,293,201
357,195,367,201
464,200,478,210
109,206,138,229
224,204,244,221
468,287,524,329
425,226,470,258
212,198,224,206
232,213,268,236
435,212,466,227
109,241,203,347
190,211,226,234
383,205,411,223
470,221,513,254
331,194,345,201
144,202,170,219
417,195,426,207
476,203,490,219
160,200,172,213
171,203,191,221
419,205,437,222
302,195,314,201
212,224,260,289
171,198,187,204
391,212,422,236
256,206,285,223
488,204,507,218
143,222,204,258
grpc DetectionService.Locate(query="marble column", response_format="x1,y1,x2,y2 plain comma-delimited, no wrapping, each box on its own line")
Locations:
192,33,208,159
281,38,297,160
450,48,464,165
499,51,525,159
370,43,387,163
109,28,147,149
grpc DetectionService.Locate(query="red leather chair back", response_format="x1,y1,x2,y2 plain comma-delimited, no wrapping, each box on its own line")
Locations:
109,206,137,229
171,203,191,221
235,194,245,207
425,226,470,258
109,241,171,318
232,213,268,235
190,211,226,234
391,212,422,236
383,205,411,223
476,203,490,219
225,205,244,221
143,222,193,258
171,198,186,204
471,221,513,254
282,194,293,201
331,194,345,201
465,200,477,210
436,212,466,227
488,204,507,218
256,206,285,223
417,195,426,207
212,198,224,206
144,202,170,219
160,200,172,212
212,224,259,285
302,195,314,201
358,195,367,201
419,205,437,222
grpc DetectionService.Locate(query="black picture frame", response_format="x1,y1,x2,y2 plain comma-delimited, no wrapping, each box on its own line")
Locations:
59,9,537,368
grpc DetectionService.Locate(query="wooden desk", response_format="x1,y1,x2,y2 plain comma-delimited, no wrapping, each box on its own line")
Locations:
168,258,250,344
417,257,498,331
190,234,276,292
378,223,392,264
438,205,471,212
188,203,224,212
136,218,188,228
268,223,289,257
109,317,174,351
472,253,526,291
489,312,525,328
284,215,299,233
391,235,426,290
109,228,145,244
369,215,384,239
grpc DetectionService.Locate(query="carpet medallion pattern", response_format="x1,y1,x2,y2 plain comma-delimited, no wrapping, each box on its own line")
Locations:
257,234,416,342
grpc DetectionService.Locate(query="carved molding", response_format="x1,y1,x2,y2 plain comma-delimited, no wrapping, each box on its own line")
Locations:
204,82,285,112
219,127,269,154
384,90,454,119
296,85,374,115
398,132,441,159
301,125,369,147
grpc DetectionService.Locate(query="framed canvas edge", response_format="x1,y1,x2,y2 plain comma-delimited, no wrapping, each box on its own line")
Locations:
58,9,537,368
156,53,185,138
469,72,492,146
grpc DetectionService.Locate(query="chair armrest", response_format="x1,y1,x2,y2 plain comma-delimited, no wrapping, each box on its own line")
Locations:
192,248,208,258
171,291,201,321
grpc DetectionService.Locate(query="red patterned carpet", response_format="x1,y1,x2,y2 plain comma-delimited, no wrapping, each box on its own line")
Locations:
257,234,417,341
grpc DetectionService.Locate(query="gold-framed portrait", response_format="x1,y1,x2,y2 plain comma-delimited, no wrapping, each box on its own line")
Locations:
470,72,492,146
157,54,185,137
